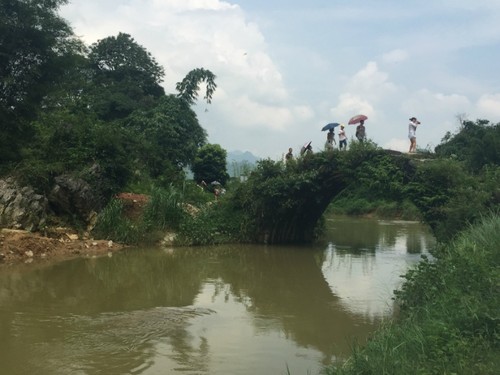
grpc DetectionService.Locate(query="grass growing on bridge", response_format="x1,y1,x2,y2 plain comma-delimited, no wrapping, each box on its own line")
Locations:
325,213,500,375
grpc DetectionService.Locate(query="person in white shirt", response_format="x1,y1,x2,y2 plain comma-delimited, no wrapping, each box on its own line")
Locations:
338,125,347,150
408,117,420,153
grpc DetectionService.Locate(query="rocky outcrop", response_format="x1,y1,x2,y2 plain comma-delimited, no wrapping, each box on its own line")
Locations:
0,178,48,231
48,174,101,222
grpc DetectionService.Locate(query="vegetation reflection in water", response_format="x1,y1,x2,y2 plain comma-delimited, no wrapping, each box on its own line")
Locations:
0,217,435,375
320,216,436,320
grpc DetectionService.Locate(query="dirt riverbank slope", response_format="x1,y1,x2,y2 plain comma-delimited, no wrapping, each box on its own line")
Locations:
0,228,126,266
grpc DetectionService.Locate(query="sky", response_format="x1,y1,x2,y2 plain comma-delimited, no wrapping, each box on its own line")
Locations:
60,0,500,160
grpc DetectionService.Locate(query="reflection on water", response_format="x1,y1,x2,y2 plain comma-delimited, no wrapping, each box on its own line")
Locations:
320,217,435,320
0,216,435,375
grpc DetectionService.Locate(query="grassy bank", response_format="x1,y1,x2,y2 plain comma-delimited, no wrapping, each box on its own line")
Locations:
325,213,500,375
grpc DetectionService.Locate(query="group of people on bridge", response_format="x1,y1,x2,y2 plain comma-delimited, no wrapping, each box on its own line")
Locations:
324,120,366,152
285,115,421,161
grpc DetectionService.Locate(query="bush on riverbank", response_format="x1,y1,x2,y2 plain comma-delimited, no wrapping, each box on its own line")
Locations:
325,213,500,375
92,181,251,245
92,185,189,244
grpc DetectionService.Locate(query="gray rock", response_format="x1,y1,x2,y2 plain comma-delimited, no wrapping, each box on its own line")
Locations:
0,178,48,231
48,174,101,222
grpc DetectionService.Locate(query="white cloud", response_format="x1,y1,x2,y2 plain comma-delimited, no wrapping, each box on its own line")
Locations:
382,49,409,64
476,94,500,119
330,94,374,123
401,90,471,120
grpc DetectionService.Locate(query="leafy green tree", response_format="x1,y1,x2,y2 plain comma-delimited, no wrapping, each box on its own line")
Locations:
124,95,207,183
0,0,84,165
176,68,217,105
191,144,229,185
405,158,492,241
435,119,500,171
87,32,165,121
18,108,132,196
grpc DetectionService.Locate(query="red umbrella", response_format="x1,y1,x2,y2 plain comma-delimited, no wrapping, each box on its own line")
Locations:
348,114,368,125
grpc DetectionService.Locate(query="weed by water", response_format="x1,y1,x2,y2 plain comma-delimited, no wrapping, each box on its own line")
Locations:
142,185,185,230
92,198,142,244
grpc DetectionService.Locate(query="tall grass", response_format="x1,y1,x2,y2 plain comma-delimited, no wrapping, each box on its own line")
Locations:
142,185,185,230
325,213,500,375
92,185,189,244
91,198,142,244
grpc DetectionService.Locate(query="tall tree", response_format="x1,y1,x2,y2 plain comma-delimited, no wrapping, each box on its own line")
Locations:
192,144,229,185
124,95,207,182
435,119,500,171
0,0,83,165
87,32,165,121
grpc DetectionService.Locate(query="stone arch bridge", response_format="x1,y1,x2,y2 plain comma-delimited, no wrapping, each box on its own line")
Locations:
242,148,417,244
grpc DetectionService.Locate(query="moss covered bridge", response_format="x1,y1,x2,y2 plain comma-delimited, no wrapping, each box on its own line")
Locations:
236,147,418,244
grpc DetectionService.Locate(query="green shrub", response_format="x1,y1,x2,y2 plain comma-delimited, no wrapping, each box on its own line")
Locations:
175,193,251,245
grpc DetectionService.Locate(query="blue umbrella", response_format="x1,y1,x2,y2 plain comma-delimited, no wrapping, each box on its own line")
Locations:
321,122,340,131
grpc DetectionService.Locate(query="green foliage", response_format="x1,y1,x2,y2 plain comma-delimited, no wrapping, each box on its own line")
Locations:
13,109,132,197
92,199,142,244
0,0,83,164
191,144,230,185
94,185,188,244
435,119,500,171
406,158,492,241
327,144,419,219
175,196,250,246
124,94,207,180
181,180,214,205
330,197,421,220
142,185,185,230
87,32,165,121
229,153,346,243
176,67,217,105
326,214,500,375
0,0,217,209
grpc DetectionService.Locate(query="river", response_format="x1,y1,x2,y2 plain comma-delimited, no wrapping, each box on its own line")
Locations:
0,216,435,375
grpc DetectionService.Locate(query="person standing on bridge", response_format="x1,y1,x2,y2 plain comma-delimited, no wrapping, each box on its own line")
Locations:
408,117,420,153
338,125,347,150
356,120,366,143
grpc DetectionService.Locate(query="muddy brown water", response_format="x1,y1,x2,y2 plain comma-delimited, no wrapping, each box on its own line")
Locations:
0,216,435,374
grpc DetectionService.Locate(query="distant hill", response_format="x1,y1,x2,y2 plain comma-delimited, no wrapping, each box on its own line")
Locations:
227,150,260,177
227,150,260,164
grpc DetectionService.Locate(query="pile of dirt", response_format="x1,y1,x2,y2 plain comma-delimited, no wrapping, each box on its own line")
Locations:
0,228,126,266
115,192,149,220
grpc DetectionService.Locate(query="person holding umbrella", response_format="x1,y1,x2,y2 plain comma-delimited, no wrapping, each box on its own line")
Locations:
321,122,339,151
326,128,336,150
355,120,366,142
408,116,421,153
300,141,313,156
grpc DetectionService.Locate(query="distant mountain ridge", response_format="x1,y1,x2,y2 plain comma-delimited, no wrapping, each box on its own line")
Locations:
226,150,260,177
227,150,260,164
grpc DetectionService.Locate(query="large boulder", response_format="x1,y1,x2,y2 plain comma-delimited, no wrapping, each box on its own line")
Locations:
48,174,101,222
0,178,48,231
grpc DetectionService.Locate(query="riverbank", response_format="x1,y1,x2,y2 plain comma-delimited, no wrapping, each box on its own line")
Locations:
325,214,500,374
0,228,126,266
